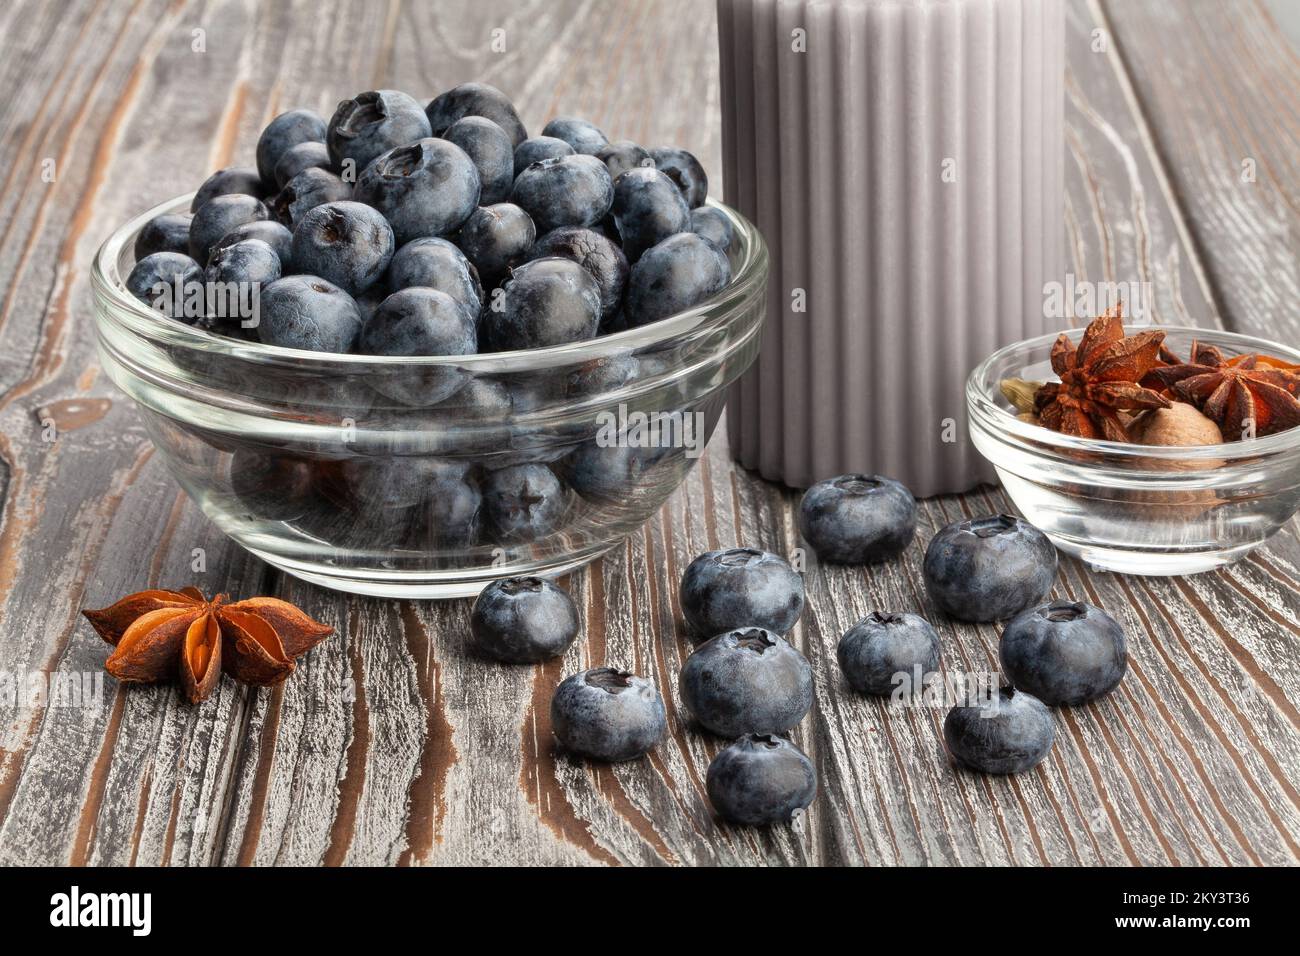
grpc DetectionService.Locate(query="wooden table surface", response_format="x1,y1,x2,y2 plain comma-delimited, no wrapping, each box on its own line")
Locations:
0,0,1297,866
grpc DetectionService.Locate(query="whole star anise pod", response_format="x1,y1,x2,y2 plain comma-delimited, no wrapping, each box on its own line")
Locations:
83,587,332,703
1033,305,1171,441
1143,340,1300,440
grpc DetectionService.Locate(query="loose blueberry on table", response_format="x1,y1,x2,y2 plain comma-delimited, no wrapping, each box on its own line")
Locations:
837,611,940,697
999,600,1127,706
706,734,817,826
798,473,917,564
550,666,667,762
943,686,1056,775
679,626,813,737
470,576,579,664
923,514,1058,623
678,547,805,641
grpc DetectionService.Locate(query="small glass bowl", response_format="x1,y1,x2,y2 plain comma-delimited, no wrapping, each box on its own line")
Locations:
92,195,768,598
967,326,1300,575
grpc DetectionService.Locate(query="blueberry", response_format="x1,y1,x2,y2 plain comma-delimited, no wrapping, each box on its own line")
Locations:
798,474,916,564
923,514,1058,623
256,109,328,187
190,166,266,213
471,577,580,664
355,138,480,244
271,167,353,229
327,89,432,175
624,232,730,328
257,275,363,352
385,236,483,320
944,686,1055,774
420,463,484,549
441,116,513,206
560,435,666,504
611,167,690,262
425,82,528,148
510,154,613,233
562,353,640,398
679,627,813,737
650,146,708,207
203,237,281,285
273,140,332,189
596,140,653,179
360,287,477,359
291,200,394,295
513,135,575,177
481,257,601,351
126,252,202,323
541,117,609,156
435,376,514,423
208,219,294,270
482,462,568,543
550,667,666,762
706,734,817,826
230,450,321,521
359,287,477,406
679,548,804,641
134,213,192,260
837,611,940,696
523,226,628,316
188,193,271,266
340,456,480,547
354,284,387,325
457,203,536,286
689,205,734,255
202,238,282,324
999,601,1127,706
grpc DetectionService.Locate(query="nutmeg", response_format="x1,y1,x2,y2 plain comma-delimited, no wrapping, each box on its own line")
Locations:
1127,401,1223,447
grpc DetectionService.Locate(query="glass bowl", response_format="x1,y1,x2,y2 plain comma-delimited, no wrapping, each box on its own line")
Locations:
968,325,1300,575
92,196,768,598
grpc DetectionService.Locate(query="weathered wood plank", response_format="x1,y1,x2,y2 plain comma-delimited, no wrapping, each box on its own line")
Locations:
0,0,1296,867
1100,0,1299,342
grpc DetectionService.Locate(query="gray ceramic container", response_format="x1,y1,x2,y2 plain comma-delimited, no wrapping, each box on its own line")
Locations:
718,0,1065,496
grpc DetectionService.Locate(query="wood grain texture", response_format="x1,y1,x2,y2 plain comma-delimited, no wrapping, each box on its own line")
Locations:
0,0,1296,866
1100,0,1299,342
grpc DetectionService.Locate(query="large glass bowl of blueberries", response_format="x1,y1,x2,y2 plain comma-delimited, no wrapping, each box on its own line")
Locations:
91,84,768,597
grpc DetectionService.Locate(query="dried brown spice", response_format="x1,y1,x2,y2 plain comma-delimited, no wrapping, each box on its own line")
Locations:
1033,304,1171,441
83,587,332,703
1143,340,1300,440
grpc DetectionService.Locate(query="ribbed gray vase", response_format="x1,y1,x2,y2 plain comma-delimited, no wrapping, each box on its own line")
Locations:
718,0,1064,497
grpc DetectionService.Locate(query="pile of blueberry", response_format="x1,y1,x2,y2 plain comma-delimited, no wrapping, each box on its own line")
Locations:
801,474,1126,776
126,83,733,354
472,547,817,827
470,473,1129,829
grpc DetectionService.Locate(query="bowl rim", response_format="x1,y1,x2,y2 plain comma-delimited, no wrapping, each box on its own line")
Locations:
92,193,768,372
967,324,1300,461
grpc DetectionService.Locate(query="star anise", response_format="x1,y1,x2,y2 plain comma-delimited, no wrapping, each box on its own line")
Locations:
1143,340,1300,440
83,587,332,703
1033,305,1171,441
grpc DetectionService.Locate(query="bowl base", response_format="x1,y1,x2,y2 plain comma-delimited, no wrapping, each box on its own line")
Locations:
1044,534,1261,576
243,542,617,599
